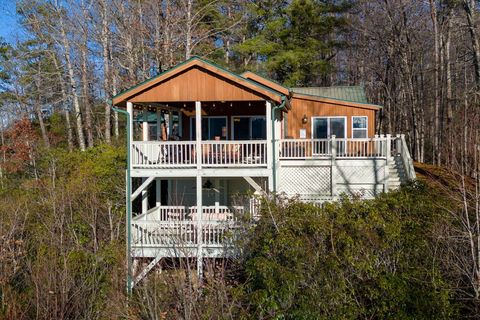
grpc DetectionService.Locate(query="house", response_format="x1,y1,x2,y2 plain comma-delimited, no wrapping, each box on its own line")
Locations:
111,56,415,289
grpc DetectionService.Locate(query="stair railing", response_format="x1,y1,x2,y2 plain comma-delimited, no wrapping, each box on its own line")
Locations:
399,134,416,180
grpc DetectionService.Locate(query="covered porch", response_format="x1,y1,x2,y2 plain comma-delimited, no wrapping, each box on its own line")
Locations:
130,100,273,169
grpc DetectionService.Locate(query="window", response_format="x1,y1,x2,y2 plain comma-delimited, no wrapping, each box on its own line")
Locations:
232,116,266,140
190,117,228,140
312,117,346,139
312,117,346,154
352,116,368,138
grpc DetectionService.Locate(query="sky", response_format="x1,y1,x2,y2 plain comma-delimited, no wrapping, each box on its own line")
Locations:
0,0,21,43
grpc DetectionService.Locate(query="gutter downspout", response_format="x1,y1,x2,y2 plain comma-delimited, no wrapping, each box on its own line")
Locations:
271,96,287,193
111,105,132,295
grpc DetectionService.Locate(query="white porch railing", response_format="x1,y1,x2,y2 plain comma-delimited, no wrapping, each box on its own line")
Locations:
201,140,267,167
133,205,247,222
280,139,330,158
132,220,237,247
279,137,389,160
132,136,406,166
132,141,197,167
132,140,267,168
131,203,257,248
336,137,387,158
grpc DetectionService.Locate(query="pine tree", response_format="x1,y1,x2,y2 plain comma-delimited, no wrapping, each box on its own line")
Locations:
236,0,352,86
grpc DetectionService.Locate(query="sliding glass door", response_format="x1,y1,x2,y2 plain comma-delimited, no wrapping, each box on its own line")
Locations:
312,117,346,139
312,117,346,154
232,116,266,140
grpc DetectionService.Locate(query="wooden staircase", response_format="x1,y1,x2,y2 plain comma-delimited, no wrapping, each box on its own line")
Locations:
388,155,411,191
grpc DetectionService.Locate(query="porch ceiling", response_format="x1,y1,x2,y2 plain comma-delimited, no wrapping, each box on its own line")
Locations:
112,57,285,107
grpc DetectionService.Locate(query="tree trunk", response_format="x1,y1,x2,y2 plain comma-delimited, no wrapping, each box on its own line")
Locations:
163,0,174,68
445,14,453,166
185,0,193,59
108,35,119,139
429,0,440,165
100,0,111,144
50,50,74,151
112,72,119,138
56,0,86,151
81,37,94,148
34,101,50,149
463,0,480,88
33,73,50,149
80,1,94,148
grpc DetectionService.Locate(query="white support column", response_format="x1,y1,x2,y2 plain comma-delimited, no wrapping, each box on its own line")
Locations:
196,175,203,278
331,135,337,199
266,101,273,191
126,101,133,292
385,134,392,164
274,109,281,155
142,108,149,141
396,134,402,156
142,108,149,214
127,101,134,145
384,134,391,192
127,101,135,175
155,109,162,208
195,101,202,170
195,101,203,278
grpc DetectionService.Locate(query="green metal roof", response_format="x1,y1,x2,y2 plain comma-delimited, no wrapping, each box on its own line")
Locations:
291,86,368,104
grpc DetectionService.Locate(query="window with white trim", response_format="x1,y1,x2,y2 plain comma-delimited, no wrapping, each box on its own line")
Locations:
352,116,368,138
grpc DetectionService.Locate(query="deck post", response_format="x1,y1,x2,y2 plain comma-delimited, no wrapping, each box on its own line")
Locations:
396,134,401,155
156,109,163,208
266,101,273,191
384,134,391,192
127,102,133,160
195,101,203,278
125,102,133,294
385,134,391,163
331,135,337,198
142,108,149,214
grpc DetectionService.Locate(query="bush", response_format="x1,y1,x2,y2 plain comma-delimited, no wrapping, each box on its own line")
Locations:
242,182,456,319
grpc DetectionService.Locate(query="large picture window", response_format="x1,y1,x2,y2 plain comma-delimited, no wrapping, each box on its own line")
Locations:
190,117,227,140
352,116,368,138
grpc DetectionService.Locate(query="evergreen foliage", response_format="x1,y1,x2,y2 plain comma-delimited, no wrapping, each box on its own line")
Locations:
242,183,455,319
236,0,352,86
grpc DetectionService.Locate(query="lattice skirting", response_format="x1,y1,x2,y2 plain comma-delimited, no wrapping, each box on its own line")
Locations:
277,166,331,197
335,161,386,184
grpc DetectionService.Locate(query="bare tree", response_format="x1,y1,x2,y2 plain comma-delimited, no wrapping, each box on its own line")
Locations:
54,0,86,151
